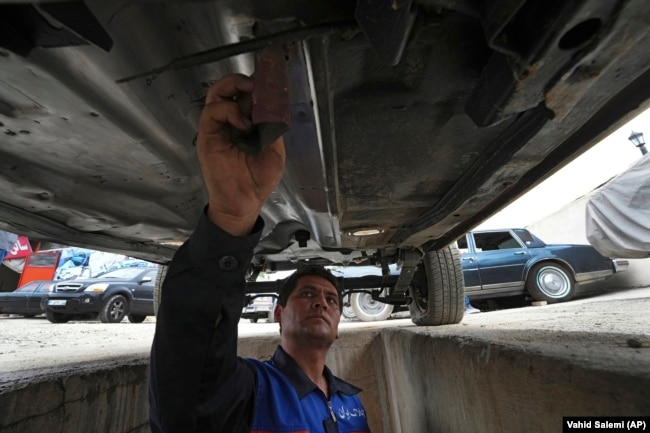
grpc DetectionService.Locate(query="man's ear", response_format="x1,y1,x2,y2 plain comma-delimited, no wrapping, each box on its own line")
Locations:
273,303,282,323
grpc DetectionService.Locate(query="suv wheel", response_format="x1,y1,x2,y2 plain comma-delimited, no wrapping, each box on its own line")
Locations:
99,294,128,323
408,245,465,326
45,309,71,323
127,314,147,323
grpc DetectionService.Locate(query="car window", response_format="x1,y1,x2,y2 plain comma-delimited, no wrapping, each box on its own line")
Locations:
253,296,274,304
513,229,532,245
456,236,469,254
513,228,545,247
473,231,522,252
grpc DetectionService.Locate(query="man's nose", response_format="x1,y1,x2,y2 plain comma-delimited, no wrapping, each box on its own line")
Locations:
312,293,329,309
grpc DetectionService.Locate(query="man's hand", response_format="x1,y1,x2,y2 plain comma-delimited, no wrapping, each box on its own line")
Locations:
197,74,286,236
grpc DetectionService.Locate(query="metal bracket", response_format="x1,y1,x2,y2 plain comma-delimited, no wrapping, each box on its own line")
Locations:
393,249,421,295
233,23,291,155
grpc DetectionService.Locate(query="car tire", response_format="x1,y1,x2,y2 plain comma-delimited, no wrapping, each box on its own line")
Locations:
350,291,394,322
526,262,575,303
250,318,258,323
128,314,147,323
45,309,71,323
341,295,356,320
99,295,128,323
153,265,168,316
408,245,465,326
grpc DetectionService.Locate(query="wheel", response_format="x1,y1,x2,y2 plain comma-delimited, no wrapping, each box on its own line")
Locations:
341,294,356,320
153,265,168,316
350,291,394,322
22,314,36,318
408,245,465,326
127,314,146,323
45,310,71,323
99,295,128,323
250,318,259,323
526,262,575,303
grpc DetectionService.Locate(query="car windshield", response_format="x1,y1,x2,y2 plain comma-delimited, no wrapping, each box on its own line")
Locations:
16,283,38,292
97,268,148,279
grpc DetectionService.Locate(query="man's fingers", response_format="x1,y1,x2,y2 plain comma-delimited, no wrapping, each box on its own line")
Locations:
205,73,254,104
199,100,252,134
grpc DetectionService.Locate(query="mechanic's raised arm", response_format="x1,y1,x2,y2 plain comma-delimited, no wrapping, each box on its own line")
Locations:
149,74,286,433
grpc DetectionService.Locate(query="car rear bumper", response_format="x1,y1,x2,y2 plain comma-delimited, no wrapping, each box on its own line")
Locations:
613,259,630,273
241,305,273,319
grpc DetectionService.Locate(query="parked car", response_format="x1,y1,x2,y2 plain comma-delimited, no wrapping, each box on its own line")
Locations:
342,228,628,321
0,280,54,317
43,267,158,324
2,2,649,327
242,295,277,323
457,229,628,303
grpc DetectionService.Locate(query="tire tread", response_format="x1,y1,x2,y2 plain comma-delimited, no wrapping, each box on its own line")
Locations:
409,245,464,326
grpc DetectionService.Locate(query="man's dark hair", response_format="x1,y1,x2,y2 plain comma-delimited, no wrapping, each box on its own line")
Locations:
277,265,343,312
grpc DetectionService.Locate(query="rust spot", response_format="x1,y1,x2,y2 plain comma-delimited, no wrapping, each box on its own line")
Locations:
627,338,650,349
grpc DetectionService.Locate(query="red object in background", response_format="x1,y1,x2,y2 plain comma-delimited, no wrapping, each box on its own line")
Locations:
6,236,32,259
17,251,61,287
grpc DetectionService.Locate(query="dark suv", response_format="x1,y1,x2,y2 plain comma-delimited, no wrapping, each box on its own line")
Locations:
43,267,158,323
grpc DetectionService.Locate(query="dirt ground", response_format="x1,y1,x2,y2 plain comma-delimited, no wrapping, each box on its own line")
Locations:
1,286,649,386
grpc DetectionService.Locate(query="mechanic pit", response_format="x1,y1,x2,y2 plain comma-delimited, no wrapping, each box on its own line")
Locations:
1,288,649,432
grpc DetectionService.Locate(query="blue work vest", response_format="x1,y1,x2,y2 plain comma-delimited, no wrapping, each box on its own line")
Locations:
246,359,371,433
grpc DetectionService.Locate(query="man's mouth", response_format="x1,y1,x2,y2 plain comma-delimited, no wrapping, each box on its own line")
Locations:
306,315,329,325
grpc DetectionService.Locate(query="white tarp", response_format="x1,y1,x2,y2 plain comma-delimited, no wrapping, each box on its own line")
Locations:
0,230,18,252
585,155,650,258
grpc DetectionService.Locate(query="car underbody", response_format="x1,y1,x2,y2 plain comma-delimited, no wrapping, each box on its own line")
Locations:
1,0,649,325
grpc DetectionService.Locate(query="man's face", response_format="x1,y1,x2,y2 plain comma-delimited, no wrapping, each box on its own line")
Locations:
275,275,341,346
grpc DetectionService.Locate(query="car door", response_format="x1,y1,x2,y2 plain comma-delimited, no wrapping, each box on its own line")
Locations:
456,235,481,292
2,282,39,313
129,269,157,315
471,230,530,294
26,281,54,314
